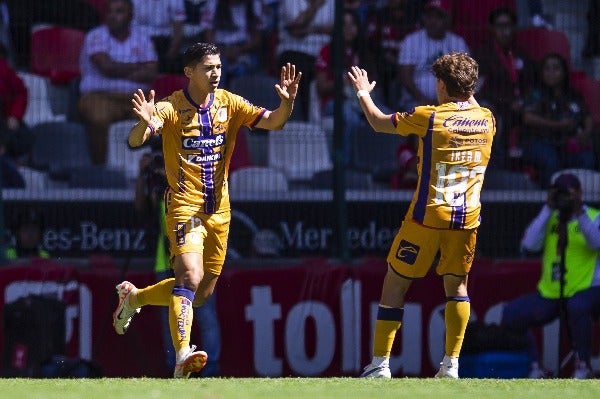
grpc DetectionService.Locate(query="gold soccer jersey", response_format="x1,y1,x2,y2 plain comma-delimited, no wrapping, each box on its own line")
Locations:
391,101,495,229
148,88,266,214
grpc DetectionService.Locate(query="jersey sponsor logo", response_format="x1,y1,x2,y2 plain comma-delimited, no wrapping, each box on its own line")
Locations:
395,239,419,265
182,133,225,149
449,137,489,147
175,222,186,246
187,152,223,164
442,115,490,134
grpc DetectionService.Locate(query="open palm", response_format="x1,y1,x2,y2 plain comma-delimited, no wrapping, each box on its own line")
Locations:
131,89,156,123
275,63,302,101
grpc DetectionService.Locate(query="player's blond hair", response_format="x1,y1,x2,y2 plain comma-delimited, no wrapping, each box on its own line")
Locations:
431,52,478,99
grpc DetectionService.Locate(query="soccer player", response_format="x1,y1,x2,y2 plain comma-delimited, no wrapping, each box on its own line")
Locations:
112,42,301,378
348,52,495,378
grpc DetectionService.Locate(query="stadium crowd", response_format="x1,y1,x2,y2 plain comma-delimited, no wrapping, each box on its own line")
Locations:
0,0,598,191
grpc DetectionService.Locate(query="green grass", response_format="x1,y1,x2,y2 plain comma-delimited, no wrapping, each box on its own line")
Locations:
2,378,600,399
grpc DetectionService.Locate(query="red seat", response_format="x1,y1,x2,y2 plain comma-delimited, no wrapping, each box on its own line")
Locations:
229,127,253,173
452,0,517,50
516,27,571,66
576,75,600,125
30,26,86,85
151,74,189,100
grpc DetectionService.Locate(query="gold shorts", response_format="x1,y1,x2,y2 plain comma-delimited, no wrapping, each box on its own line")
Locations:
165,204,230,276
386,219,477,279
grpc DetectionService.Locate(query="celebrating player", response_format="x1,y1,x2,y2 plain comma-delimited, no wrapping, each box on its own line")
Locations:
112,42,301,378
349,52,495,378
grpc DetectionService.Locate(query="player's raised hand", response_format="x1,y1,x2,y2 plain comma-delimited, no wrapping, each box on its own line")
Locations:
132,89,155,124
275,63,302,102
347,66,376,94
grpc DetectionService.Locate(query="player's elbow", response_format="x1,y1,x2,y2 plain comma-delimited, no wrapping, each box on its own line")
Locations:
128,135,144,148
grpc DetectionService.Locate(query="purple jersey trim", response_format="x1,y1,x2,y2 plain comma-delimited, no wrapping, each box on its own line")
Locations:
413,112,435,223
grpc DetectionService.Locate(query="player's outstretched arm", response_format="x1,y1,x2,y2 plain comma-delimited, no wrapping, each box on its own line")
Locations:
255,63,302,131
347,66,395,133
129,89,155,147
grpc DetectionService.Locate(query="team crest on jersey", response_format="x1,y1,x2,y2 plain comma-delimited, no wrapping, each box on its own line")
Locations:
396,239,420,265
216,107,228,122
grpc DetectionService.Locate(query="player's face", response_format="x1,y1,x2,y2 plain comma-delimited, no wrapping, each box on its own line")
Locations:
185,54,222,93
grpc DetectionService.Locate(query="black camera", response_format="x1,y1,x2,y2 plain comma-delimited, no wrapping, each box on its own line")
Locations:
551,187,575,214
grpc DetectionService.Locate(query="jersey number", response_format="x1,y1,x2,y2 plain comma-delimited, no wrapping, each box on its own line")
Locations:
434,164,486,207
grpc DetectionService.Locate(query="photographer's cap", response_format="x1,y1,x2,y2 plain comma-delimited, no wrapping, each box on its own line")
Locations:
552,173,581,190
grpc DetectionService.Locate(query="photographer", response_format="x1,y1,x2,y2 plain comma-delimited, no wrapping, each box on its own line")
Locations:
500,172,600,379
134,142,221,377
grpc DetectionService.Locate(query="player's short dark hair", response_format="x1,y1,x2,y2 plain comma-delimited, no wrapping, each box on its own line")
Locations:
431,52,478,99
182,43,220,67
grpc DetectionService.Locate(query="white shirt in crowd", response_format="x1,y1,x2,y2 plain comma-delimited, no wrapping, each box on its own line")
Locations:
398,29,469,102
79,25,158,94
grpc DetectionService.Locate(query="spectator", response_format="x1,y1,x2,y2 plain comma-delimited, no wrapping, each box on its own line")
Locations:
396,0,469,111
366,0,420,108
520,53,595,188
181,0,215,43
517,0,553,29
315,8,373,166
583,0,600,59
473,7,537,169
134,145,221,377
277,0,334,121
0,128,25,188
204,0,265,88
132,0,186,74
78,0,158,164
5,208,49,260
0,43,33,165
0,0,13,64
500,172,600,379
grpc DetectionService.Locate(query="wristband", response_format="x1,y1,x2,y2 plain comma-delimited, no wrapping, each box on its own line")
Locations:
356,90,370,98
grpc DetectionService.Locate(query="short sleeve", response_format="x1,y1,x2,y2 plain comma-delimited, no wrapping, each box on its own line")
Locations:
391,106,432,137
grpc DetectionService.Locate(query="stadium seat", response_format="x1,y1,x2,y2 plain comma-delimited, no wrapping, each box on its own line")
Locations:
229,126,253,173
106,119,150,181
268,121,333,181
30,121,92,179
310,169,374,190
351,123,406,182
516,27,572,66
68,165,129,189
17,166,50,191
18,72,67,127
453,0,517,50
229,166,289,193
30,26,86,85
152,74,188,100
484,169,539,190
573,75,600,125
